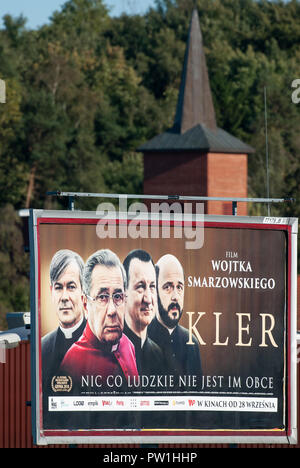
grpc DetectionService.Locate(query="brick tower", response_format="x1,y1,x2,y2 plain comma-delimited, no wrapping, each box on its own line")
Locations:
138,8,254,215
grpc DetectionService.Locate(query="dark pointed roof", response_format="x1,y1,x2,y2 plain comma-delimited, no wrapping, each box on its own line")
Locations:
138,123,254,153
138,9,254,154
174,8,217,133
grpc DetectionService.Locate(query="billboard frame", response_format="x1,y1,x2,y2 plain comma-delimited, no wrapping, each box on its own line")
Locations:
29,209,298,445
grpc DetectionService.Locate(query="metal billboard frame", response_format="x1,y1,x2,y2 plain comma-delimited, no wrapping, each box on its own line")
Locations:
29,209,298,445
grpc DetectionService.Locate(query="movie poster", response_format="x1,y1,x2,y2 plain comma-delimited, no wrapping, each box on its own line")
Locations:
33,213,292,438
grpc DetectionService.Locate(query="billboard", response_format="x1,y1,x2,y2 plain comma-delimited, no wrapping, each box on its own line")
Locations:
29,209,298,445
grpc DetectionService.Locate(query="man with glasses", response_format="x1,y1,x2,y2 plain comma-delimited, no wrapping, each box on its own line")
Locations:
148,254,202,386
60,249,138,393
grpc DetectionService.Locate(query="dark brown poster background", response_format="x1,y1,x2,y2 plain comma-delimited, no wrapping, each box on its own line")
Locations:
38,220,287,432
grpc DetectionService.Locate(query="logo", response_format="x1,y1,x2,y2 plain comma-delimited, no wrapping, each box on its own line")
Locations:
116,400,124,406
60,400,70,409
172,400,185,406
154,400,169,406
51,375,72,392
102,400,112,406
73,400,84,406
188,399,196,407
87,400,98,407
50,398,57,410
96,197,204,250
140,400,150,406
130,399,137,408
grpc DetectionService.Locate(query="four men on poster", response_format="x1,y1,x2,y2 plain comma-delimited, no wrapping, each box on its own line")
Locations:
42,248,202,399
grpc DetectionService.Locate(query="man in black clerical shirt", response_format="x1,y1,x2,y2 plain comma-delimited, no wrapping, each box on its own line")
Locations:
148,254,202,386
123,249,164,378
41,249,86,427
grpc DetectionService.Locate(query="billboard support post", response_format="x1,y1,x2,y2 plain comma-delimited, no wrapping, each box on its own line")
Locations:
68,196,75,211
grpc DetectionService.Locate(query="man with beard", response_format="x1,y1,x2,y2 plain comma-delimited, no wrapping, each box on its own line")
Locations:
148,254,202,384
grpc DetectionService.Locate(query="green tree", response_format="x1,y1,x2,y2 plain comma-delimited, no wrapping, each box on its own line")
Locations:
0,0,299,293
0,204,29,329
0,78,27,206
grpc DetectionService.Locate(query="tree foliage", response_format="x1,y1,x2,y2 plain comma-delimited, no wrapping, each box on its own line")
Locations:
0,205,29,329
0,0,299,326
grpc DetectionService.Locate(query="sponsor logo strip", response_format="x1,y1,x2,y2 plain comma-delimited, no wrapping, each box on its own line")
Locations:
49,396,278,412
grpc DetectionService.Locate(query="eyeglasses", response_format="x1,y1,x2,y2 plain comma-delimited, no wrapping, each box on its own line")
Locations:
86,292,126,308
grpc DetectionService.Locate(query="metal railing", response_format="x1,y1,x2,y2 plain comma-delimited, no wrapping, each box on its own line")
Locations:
47,190,295,215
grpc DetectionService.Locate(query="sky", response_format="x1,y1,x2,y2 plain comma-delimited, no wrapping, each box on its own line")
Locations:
0,0,157,29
